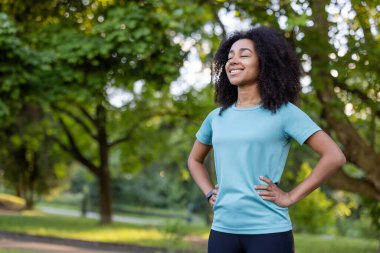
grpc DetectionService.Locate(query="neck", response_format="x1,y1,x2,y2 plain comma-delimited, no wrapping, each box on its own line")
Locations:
236,84,262,107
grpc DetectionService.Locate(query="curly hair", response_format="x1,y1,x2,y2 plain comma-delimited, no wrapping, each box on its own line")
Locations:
213,26,302,114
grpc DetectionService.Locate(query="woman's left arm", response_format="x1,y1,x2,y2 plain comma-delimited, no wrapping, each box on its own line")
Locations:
256,130,346,207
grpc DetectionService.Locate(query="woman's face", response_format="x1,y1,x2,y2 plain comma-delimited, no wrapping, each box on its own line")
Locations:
225,39,259,87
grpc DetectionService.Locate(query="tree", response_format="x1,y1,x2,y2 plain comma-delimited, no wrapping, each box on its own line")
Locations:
0,0,217,224
0,103,69,208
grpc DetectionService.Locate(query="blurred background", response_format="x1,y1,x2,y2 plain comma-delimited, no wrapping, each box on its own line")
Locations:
0,0,379,253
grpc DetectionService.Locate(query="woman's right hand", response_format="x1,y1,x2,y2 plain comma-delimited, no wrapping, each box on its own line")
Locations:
208,184,219,207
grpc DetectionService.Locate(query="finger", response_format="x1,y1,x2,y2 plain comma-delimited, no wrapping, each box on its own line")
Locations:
213,189,218,195
254,185,269,190
261,196,276,201
211,196,217,202
215,184,219,189
258,191,275,197
259,176,274,185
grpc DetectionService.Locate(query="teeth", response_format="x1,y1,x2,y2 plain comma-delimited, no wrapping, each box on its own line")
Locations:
230,69,242,74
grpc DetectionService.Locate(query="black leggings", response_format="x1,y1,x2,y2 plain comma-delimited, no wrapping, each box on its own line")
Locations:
208,229,294,253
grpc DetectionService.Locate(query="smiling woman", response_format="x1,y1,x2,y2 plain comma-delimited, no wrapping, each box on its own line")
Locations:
213,27,303,114
187,27,346,253
225,39,260,92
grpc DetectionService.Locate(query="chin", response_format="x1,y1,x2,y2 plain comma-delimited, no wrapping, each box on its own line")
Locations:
229,81,244,86
229,79,257,87
228,79,241,86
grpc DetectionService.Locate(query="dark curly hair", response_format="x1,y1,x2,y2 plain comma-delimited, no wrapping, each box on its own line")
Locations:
213,26,302,114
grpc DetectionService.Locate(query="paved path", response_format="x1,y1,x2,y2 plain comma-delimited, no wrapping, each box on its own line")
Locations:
0,232,164,253
0,238,123,253
40,207,163,225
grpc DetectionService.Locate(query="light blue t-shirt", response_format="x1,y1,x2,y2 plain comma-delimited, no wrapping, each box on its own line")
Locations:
196,102,321,234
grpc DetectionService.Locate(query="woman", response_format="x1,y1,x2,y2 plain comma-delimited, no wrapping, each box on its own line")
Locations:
187,27,346,253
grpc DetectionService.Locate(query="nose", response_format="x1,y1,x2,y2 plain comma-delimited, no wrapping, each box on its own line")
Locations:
228,55,238,65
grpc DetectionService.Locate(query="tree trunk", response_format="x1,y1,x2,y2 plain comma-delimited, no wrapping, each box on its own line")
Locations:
53,103,114,224
97,104,112,224
98,168,112,224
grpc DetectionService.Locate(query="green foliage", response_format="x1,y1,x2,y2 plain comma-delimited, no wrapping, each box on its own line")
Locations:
290,162,336,234
0,0,216,223
161,220,190,241
362,197,380,237
336,212,377,239
294,233,379,253
0,103,70,208
1,0,378,233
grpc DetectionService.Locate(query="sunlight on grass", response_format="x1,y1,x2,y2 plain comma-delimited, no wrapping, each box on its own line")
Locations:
20,210,44,217
295,234,379,253
0,213,198,251
70,227,164,244
0,212,378,253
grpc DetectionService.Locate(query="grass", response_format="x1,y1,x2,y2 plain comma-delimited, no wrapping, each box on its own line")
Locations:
0,211,378,253
294,234,379,253
0,210,205,252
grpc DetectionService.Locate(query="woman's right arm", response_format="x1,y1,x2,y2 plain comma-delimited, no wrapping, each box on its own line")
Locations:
187,140,215,205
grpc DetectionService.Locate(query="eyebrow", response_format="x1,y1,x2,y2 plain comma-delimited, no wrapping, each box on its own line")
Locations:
228,48,253,54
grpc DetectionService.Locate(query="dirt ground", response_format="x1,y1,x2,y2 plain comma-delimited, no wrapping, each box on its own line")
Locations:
0,232,165,253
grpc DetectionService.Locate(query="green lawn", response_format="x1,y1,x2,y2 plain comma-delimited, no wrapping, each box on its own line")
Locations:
0,211,202,252
0,211,378,253
294,234,379,253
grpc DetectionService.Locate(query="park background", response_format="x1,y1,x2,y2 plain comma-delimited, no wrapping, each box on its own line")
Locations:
0,0,379,252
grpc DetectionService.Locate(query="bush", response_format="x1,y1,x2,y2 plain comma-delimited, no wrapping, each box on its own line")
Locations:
0,193,26,211
290,163,336,234
161,220,189,241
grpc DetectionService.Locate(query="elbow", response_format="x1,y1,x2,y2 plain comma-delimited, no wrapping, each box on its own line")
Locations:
187,155,203,172
187,156,192,170
187,156,197,172
187,156,192,171
333,151,346,168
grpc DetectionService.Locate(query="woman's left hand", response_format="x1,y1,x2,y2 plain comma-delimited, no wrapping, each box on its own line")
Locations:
255,176,294,208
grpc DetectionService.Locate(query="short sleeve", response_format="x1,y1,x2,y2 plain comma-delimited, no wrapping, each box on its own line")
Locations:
280,103,322,145
195,111,214,145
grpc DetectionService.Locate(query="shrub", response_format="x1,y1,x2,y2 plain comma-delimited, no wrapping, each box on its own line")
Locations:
290,163,336,234
0,193,26,211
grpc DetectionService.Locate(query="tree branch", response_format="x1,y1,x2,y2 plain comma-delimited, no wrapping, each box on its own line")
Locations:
78,105,97,126
108,109,182,148
351,3,376,46
333,79,379,118
108,112,158,148
50,135,71,154
52,105,97,141
211,5,227,39
309,0,380,197
57,117,99,176
326,169,380,201
317,87,380,192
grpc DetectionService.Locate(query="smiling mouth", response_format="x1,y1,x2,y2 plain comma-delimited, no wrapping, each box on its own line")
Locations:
229,69,243,74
